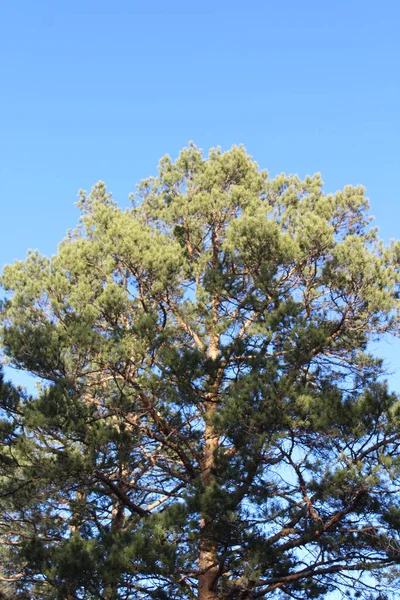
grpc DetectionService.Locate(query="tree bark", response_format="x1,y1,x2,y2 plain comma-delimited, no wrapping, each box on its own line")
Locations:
103,487,125,600
198,302,220,600
198,408,220,600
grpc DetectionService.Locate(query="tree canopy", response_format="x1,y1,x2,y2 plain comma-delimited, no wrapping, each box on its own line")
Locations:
1,144,400,600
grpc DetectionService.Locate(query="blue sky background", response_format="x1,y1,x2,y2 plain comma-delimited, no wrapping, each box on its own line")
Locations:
1,0,399,389
0,3,399,596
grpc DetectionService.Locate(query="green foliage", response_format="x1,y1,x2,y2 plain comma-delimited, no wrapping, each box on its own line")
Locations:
1,144,400,599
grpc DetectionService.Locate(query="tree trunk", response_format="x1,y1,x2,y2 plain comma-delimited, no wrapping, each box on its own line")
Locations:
198,317,220,600
103,491,125,600
198,413,220,600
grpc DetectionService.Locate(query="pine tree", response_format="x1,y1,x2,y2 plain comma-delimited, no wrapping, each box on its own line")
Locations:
1,144,400,599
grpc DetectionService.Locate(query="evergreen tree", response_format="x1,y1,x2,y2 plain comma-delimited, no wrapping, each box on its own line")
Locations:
1,144,400,599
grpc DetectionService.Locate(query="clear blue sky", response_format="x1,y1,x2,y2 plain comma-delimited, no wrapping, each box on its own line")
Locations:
1,0,399,386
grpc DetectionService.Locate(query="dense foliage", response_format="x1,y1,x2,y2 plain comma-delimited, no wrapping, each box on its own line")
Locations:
1,145,400,599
